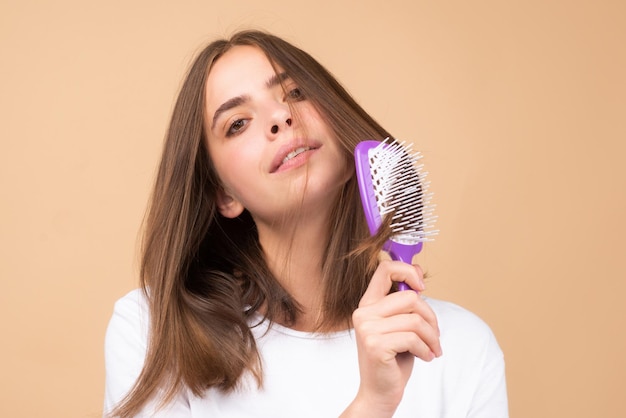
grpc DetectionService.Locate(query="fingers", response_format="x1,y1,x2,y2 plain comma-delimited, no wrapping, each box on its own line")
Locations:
354,259,442,360
349,260,442,414
360,291,439,332
359,260,425,307
357,309,440,349
360,330,438,362
354,295,442,360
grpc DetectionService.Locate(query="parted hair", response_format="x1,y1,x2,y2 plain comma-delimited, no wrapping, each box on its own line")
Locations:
111,30,393,417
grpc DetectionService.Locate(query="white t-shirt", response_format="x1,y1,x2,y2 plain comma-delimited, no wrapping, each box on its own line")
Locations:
104,289,508,417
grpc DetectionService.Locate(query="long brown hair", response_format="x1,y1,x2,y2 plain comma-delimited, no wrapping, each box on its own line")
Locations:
111,30,392,417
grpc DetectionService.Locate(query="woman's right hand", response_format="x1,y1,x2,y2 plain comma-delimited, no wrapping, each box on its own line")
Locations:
341,260,442,418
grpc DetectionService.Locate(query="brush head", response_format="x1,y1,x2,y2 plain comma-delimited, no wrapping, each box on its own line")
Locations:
355,138,438,249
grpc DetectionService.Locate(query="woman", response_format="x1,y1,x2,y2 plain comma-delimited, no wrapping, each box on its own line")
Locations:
104,30,508,417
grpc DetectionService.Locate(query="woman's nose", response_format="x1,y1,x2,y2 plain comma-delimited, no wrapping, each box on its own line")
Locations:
268,103,293,137
270,117,292,134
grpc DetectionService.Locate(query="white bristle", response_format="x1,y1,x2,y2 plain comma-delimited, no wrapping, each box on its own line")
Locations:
369,138,438,244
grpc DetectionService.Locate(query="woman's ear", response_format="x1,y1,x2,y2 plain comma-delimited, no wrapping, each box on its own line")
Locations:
216,187,245,219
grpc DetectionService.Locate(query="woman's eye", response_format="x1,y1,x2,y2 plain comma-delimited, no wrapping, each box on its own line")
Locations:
287,87,305,101
227,119,248,136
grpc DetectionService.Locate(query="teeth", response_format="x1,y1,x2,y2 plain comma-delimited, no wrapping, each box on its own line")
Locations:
282,147,310,164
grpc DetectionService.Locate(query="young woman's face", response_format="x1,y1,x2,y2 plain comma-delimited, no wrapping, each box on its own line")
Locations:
204,45,350,225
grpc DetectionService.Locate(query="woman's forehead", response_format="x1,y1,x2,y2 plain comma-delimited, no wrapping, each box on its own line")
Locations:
206,46,282,99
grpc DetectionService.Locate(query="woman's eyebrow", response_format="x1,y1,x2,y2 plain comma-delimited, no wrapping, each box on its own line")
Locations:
266,71,289,88
211,72,290,130
211,95,249,130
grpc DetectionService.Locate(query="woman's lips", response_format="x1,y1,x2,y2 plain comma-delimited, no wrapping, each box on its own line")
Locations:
270,140,321,173
273,148,319,173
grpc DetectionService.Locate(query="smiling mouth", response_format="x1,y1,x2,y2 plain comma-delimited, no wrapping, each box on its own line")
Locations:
271,144,321,173
282,147,312,165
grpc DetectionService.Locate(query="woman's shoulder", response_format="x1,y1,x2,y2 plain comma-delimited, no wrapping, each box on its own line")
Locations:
103,288,151,413
423,296,501,351
105,288,150,350
113,287,149,311
415,297,508,416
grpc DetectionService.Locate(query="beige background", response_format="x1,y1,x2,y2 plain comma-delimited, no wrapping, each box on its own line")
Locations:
1,0,624,417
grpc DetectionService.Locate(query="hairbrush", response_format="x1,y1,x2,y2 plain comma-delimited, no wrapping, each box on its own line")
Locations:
355,138,438,291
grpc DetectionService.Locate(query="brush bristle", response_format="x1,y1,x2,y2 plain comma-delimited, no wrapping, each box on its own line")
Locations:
369,138,438,245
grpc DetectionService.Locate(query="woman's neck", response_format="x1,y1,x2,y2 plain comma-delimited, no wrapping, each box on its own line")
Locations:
256,211,330,331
